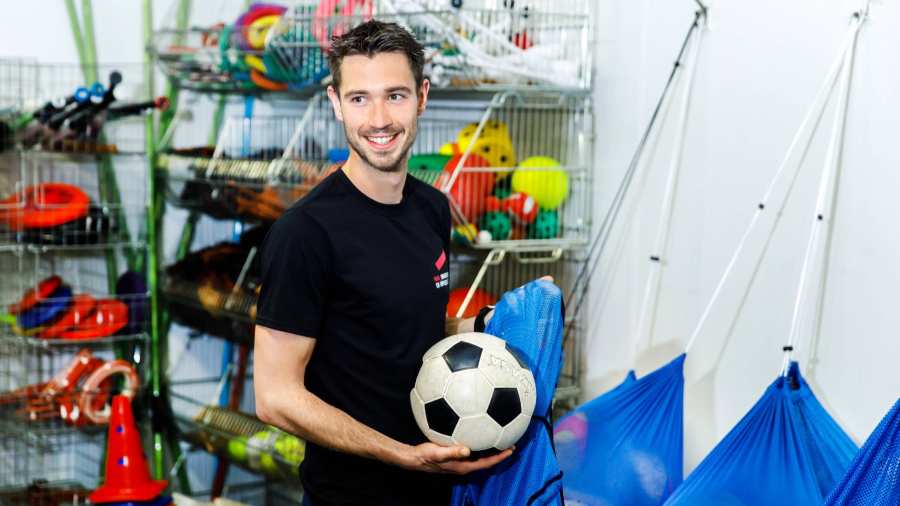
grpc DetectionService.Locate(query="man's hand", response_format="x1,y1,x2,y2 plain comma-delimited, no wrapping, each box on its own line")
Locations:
400,442,514,475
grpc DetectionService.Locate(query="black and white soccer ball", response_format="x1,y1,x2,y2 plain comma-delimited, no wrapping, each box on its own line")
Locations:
410,332,536,451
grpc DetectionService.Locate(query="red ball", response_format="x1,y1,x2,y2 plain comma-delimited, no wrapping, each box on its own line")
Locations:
484,195,502,213
503,192,538,224
434,154,495,223
447,288,496,319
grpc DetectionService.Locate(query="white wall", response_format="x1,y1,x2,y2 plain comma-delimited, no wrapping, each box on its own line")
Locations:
587,0,900,471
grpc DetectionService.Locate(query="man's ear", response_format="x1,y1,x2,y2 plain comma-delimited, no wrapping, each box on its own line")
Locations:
417,78,430,116
326,85,343,122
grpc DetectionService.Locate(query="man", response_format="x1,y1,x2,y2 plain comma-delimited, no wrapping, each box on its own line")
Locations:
254,20,511,506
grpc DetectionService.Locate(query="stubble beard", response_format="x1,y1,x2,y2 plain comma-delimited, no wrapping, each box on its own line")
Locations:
345,119,418,173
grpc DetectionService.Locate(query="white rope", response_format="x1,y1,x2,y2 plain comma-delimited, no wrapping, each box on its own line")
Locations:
632,22,705,357
684,15,863,353
782,17,860,376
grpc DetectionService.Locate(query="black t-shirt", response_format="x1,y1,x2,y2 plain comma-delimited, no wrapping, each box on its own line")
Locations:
257,168,453,506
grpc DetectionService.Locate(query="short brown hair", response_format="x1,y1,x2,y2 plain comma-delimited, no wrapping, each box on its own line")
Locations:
327,20,425,92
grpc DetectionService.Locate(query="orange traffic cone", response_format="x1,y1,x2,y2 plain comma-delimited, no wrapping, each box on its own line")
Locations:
89,395,168,504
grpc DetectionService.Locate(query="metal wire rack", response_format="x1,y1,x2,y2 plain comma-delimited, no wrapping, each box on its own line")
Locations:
160,108,337,223
270,0,592,92
0,149,148,251
0,58,38,114
449,247,586,409
0,429,105,489
170,397,304,484
152,0,323,96
8,62,152,155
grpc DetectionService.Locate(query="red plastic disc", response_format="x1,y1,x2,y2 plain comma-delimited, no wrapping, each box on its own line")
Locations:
39,293,97,339
0,183,90,231
8,275,63,315
57,299,129,340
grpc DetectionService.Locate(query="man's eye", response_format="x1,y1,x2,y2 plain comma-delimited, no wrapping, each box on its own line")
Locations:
350,96,365,104
389,93,405,101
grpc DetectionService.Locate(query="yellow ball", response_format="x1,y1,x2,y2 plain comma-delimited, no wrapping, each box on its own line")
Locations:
274,433,306,465
439,142,459,156
471,137,516,175
456,120,511,152
512,156,569,210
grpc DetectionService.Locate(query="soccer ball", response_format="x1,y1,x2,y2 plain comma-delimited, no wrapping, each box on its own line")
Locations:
410,332,536,452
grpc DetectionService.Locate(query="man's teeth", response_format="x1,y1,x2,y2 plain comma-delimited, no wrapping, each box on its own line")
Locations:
367,134,396,145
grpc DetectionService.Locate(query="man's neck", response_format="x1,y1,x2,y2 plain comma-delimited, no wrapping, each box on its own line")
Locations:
341,152,407,204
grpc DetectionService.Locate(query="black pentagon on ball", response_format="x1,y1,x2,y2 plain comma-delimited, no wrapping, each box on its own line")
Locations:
487,387,521,427
443,341,482,372
425,398,459,436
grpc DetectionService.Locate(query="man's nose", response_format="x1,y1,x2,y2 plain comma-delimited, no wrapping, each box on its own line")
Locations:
369,100,392,130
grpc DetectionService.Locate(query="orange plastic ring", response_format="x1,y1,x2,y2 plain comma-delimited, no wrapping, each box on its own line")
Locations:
39,293,97,339
57,299,129,340
78,360,139,424
0,183,91,231
249,68,289,91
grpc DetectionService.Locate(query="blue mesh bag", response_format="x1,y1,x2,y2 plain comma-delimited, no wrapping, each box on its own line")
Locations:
451,279,565,506
665,362,856,505
555,355,685,505
826,398,900,505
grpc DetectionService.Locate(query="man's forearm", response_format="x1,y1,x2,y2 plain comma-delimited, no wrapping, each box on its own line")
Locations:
260,386,409,467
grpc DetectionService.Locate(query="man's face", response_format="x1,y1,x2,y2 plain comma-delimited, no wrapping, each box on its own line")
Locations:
327,52,429,173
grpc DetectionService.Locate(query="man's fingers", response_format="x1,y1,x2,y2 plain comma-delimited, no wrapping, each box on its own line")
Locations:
442,448,514,474
539,275,554,282
430,444,470,463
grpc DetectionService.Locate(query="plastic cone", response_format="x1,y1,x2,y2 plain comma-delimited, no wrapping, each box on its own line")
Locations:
89,395,168,504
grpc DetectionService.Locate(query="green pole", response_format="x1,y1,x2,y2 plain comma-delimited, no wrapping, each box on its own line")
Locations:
63,0,88,72
143,0,166,481
80,0,99,83
157,0,193,147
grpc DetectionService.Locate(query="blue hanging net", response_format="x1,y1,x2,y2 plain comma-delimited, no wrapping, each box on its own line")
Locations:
665,361,856,505
826,398,900,505
554,354,685,505
451,279,565,506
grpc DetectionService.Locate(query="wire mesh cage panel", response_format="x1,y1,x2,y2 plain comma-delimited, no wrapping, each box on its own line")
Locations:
161,104,338,224
11,62,153,155
0,58,38,113
449,247,585,408
152,0,324,95
0,429,105,489
270,0,593,91
0,151,148,251
0,249,150,340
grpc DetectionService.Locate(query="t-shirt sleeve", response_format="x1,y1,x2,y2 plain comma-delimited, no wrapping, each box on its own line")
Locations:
256,209,332,338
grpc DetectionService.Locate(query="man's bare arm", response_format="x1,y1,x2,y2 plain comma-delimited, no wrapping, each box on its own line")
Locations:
253,324,511,474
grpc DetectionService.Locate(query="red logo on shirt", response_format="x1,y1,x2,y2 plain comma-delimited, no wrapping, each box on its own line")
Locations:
434,250,448,288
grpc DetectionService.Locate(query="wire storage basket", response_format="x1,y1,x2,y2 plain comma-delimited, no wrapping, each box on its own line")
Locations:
270,0,592,92
8,62,156,156
160,97,340,224
153,0,329,95
422,91,592,250
0,155,148,252
172,399,305,483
